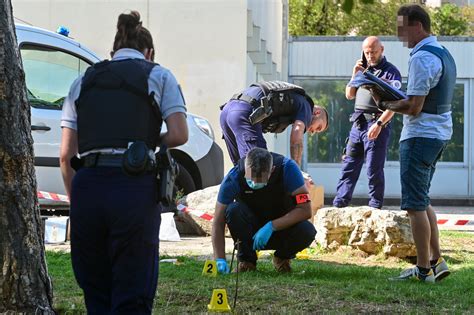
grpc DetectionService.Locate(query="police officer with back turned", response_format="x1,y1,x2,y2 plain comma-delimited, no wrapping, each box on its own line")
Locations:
59,11,188,313
220,81,329,167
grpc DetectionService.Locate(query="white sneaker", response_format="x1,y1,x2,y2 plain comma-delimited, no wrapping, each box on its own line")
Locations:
389,266,435,283
432,257,450,282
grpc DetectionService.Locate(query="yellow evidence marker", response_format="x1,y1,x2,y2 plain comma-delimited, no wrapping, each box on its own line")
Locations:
202,260,217,277
296,248,310,260
208,288,231,312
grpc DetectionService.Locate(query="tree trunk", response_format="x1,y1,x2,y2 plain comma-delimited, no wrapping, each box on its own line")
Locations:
0,0,54,313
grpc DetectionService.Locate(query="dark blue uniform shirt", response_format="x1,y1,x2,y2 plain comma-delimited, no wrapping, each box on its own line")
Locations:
218,157,304,205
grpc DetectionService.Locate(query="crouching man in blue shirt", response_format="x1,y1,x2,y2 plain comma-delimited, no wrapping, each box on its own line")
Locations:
211,148,316,273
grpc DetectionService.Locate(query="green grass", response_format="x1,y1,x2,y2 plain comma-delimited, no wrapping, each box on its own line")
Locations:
47,231,474,314
46,252,85,313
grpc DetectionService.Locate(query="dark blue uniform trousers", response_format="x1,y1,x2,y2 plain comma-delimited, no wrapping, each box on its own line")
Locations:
220,100,267,165
333,118,391,209
225,202,316,264
70,167,161,314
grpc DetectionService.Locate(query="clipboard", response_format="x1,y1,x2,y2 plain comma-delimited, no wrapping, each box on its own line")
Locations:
362,70,407,101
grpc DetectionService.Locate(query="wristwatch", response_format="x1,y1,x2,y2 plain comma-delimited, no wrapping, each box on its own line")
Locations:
376,120,384,127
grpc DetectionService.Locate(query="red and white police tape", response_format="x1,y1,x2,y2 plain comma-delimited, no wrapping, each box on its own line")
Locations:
176,204,214,221
37,191,70,203
176,205,474,230
437,219,474,226
35,193,474,230
436,214,474,229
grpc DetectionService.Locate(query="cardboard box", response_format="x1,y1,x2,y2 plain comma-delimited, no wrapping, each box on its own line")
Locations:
44,216,69,244
309,185,324,224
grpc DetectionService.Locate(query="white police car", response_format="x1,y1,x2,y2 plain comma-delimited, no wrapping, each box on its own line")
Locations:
16,24,223,206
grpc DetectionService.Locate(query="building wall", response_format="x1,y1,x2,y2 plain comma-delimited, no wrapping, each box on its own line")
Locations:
247,0,283,74
12,0,286,171
289,36,474,79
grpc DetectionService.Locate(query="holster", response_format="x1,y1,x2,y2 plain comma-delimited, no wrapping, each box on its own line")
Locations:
249,98,272,125
156,147,179,206
122,141,156,176
349,112,381,130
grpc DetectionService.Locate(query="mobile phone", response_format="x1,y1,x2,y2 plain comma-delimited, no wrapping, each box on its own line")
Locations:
361,51,368,68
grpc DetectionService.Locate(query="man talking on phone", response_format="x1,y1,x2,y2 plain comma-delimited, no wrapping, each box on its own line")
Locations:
333,36,401,209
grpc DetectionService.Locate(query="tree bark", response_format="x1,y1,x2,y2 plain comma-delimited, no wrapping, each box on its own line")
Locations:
0,0,54,313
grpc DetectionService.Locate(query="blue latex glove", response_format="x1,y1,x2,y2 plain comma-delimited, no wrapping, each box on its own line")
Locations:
252,221,274,250
216,258,229,274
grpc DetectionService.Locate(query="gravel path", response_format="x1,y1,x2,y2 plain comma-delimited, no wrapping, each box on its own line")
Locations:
46,236,236,260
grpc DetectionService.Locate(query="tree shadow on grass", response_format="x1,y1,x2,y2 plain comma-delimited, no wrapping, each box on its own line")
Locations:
443,253,468,265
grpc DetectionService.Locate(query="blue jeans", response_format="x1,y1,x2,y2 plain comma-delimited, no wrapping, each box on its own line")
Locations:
399,137,447,211
225,201,316,264
70,167,161,314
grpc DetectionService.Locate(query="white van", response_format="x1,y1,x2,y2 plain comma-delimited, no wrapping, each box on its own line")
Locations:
16,24,224,207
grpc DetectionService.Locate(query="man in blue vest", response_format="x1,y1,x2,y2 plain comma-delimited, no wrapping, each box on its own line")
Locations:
333,36,402,209
220,81,329,167
375,4,456,283
212,148,316,273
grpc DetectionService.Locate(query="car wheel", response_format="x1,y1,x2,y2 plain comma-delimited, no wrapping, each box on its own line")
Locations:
174,163,196,200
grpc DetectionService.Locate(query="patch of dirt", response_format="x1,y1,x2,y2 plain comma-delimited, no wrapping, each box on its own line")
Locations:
45,236,236,259
441,234,474,252
45,243,71,252
160,236,235,259
310,250,406,268
328,300,410,314
308,232,474,268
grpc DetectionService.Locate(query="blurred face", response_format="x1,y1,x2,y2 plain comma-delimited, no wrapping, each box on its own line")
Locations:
307,108,328,134
244,165,272,190
362,41,384,67
397,16,417,48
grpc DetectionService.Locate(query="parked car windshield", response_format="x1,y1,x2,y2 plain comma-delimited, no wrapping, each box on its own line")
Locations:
21,44,90,110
